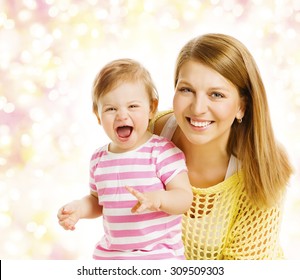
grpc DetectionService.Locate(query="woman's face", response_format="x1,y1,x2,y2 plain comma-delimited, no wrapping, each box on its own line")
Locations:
173,60,244,149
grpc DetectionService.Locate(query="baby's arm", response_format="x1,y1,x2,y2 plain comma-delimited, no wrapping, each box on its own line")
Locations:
57,191,102,230
127,172,193,215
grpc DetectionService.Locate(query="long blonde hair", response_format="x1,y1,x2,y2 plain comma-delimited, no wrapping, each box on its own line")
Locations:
175,33,293,207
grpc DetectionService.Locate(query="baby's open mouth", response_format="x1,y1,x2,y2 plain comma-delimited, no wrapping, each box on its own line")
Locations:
116,126,133,138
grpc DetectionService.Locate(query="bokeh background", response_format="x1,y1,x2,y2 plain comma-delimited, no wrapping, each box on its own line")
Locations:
0,0,299,260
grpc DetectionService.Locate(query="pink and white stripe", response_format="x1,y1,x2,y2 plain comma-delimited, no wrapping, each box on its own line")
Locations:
89,135,187,259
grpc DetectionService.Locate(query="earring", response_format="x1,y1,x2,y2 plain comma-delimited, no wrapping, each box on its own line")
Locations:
237,118,243,124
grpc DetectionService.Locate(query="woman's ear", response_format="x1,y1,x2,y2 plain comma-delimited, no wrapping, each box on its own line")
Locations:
236,96,246,120
236,109,244,121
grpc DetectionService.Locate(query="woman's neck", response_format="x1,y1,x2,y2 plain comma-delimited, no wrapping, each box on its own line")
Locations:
173,127,230,188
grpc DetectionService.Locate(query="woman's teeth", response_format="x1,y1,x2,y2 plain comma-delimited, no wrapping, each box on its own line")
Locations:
190,119,211,128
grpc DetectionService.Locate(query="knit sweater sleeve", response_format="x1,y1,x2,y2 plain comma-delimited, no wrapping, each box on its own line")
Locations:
223,193,284,260
149,110,173,133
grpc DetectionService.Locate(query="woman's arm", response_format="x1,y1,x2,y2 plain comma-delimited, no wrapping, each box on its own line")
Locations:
223,202,283,259
151,111,173,135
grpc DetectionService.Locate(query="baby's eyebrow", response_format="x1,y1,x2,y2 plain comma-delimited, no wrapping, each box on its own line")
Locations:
128,100,143,103
102,104,115,108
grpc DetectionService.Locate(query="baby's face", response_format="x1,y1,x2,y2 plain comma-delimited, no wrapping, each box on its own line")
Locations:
97,81,154,153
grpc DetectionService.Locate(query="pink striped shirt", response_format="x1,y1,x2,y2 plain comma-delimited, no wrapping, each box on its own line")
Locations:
89,135,187,260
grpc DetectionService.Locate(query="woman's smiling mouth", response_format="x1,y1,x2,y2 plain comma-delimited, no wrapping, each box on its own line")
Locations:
188,118,212,128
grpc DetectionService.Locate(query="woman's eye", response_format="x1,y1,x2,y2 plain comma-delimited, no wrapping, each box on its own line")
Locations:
179,87,192,93
211,92,224,98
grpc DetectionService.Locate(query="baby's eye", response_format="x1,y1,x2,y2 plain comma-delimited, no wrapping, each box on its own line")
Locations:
105,107,116,112
129,104,139,108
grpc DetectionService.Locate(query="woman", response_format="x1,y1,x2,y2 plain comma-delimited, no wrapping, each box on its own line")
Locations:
151,33,293,259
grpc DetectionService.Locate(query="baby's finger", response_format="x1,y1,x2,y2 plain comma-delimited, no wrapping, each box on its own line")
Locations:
58,214,71,222
131,202,141,213
57,209,73,221
57,206,69,217
62,206,74,214
134,203,147,214
126,186,145,202
59,219,75,231
57,207,65,218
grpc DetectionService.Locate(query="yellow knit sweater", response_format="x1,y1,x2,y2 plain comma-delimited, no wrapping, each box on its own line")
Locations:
182,172,283,259
151,111,283,260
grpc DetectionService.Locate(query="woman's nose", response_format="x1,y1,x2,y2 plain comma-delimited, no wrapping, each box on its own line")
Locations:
191,94,208,115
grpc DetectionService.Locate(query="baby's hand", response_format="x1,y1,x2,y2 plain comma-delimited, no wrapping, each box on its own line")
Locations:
126,186,162,214
57,201,81,230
